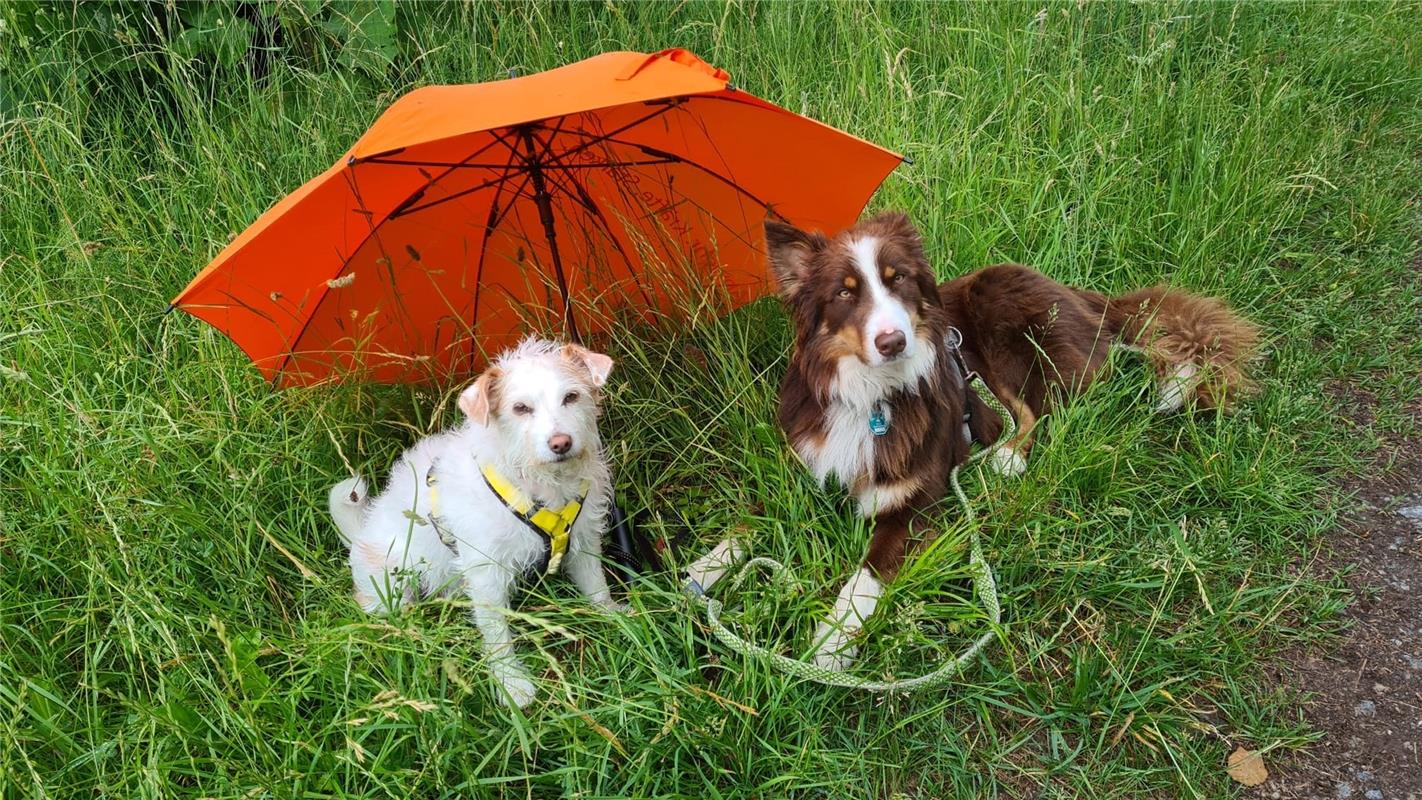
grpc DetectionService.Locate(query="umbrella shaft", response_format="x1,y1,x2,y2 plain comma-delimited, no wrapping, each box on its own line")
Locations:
520,127,581,343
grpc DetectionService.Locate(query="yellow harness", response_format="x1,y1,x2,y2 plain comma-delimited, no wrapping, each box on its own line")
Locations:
425,463,590,576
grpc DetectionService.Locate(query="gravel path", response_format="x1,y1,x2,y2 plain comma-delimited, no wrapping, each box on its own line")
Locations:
1260,395,1422,799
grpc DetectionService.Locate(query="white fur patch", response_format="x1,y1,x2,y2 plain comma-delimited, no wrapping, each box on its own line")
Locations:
1155,362,1197,413
812,568,882,670
854,480,919,517
685,537,747,593
850,236,915,366
327,476,368,546
989,446,1028,477
828,337,938,407
801,398,880,489
491,661,537,708
796,334,938,489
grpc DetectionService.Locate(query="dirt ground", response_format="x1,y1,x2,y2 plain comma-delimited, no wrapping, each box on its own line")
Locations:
1258,393,1422,800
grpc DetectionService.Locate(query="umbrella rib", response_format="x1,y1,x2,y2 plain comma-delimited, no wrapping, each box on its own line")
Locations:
362,158,528,169
545,132,775,254
267,133,518,382
466,139,528,372
386,106,675,221
498,112,665,314
390,163,531,218
389,120,564,220
535,162,656,308
516,123,582,342
270,165,417,384
523,103,680,169
361,156,678,170
515,118,590,335
273,133,518,383
568,132,776,214
549,145,766,253
548,158,679,169
378,133,515,215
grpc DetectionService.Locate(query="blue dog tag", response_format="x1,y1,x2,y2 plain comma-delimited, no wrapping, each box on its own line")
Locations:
869,405,889,436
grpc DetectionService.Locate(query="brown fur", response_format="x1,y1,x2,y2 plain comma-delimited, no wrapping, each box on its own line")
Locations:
1109,286,1259,409
765,213,1259,585
458,366,504,426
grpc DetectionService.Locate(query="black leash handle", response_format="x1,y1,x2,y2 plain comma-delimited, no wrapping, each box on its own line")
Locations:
606,500,661,589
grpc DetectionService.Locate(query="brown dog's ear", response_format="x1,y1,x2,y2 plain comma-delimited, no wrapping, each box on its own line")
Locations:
764,220,826,300
458,366,503,425
869,210,929,269
868,211,919,241
561,344,614,387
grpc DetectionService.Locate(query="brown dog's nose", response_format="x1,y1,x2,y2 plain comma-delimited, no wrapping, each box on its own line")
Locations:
874,330,906,358
548,434,573,455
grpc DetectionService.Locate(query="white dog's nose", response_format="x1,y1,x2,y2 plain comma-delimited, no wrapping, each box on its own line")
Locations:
548,433,573,455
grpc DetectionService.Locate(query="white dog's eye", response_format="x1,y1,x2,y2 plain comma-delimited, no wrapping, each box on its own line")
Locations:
837,288,852,300
512,402,532,415
563,391,580,406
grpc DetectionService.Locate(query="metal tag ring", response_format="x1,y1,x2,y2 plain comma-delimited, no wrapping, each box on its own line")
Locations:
946,326,964,350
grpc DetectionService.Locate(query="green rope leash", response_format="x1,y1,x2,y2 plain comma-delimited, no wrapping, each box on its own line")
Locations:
684,373,1016,692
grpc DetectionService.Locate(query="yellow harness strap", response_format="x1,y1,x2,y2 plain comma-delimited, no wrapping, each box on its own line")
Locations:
425,471,458,554
426,465,590,576
479,465,590,575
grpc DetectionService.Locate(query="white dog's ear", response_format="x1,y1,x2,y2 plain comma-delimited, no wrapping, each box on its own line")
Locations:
458,366,502,425
561,344,614,387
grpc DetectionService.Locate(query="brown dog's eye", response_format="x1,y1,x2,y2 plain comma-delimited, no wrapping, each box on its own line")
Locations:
893,273,906,284
563,391,580,406
837,288,853,300
512,402,532,415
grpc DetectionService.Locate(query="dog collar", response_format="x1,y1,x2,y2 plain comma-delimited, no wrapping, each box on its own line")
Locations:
867,327,974,437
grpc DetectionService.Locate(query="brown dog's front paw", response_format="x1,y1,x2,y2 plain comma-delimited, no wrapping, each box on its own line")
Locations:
812,620,860,671
988,447,1028,477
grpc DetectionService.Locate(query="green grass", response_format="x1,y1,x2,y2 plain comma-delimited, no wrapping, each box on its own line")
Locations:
3,2,1422,797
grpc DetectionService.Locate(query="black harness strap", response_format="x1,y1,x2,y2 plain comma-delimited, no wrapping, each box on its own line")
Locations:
946,326,978,427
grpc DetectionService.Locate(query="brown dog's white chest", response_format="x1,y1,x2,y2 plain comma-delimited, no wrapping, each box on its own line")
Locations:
792,396,879,491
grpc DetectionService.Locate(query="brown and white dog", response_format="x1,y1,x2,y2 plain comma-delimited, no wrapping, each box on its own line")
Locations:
764,212,1258,668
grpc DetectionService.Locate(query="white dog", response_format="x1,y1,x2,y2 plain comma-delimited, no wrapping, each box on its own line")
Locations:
327,338,621,708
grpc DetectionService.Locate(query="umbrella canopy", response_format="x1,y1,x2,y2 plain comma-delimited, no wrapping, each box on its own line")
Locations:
172,48,902,385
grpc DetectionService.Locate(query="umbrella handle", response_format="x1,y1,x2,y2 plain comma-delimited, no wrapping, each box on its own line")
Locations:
605,499,661,590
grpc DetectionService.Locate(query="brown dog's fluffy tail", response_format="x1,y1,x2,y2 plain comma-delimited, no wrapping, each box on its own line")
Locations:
1103,287,1259,412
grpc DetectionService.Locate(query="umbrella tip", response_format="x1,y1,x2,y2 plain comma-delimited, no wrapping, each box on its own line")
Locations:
508,68,519,79
901,154,915,166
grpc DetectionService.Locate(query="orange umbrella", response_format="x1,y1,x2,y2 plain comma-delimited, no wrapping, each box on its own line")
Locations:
172,48,902,385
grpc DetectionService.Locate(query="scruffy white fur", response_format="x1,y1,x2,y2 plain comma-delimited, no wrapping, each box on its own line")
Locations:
813,567,883,670
328,338,621,709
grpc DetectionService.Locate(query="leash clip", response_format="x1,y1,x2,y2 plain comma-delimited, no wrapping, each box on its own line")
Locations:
945,326,964,351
